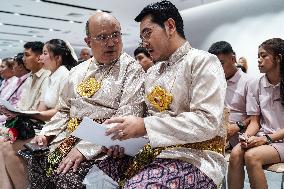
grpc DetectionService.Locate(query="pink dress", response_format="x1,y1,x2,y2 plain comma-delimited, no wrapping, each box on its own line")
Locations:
247,75,284,161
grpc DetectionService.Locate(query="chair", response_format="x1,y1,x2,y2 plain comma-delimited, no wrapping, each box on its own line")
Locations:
264,163,284,189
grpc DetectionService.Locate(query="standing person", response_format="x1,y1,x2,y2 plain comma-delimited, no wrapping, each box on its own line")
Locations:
228,38,284,189
208,41,250,148
27,12,145,189
134,46,153,72
0,41,50,189
98,1,227,188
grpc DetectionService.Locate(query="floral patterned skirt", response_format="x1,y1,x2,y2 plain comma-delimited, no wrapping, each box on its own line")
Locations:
97,157,217,189
27,155,97,189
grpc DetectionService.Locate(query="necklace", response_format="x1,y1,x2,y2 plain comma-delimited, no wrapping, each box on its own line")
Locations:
76,58,116,98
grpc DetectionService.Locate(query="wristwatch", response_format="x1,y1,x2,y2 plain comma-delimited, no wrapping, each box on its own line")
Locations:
264,134,273,144
236,121,245,131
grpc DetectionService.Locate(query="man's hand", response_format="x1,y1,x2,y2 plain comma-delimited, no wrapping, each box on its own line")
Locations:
105,115,146,140
101,145,125,158
56,148,85,174
30,135,49,146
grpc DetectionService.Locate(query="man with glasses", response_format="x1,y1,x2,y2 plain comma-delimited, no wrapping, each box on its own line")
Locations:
26,12,145,189
98,1,227,188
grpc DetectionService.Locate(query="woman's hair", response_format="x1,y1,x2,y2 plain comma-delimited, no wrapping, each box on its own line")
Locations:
14,53,24,65
259,38,284,106
238,57,248,73
45,39,78,70
2,57,15,69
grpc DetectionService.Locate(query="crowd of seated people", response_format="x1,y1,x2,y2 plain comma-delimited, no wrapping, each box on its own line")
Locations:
0,1,283,189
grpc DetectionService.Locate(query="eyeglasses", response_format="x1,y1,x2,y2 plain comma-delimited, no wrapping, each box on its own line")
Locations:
89,32,122,45
140,28,153,42
139,26,158,47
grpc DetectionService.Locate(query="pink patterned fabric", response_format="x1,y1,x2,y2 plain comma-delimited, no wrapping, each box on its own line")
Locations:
9,73,30,106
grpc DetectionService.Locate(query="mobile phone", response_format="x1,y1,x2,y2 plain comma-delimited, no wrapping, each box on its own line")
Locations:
23,143,49,153
239,134,246,142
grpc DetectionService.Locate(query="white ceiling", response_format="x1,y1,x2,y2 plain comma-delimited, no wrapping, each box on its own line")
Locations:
0,0,221,58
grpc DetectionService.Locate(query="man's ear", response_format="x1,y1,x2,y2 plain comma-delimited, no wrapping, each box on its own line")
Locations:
37,54,41,62
84,37,91,48
164,18,176,37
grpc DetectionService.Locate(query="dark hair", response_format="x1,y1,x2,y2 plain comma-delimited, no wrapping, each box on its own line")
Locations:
236,64,246,73
45,39,77,70
2,58,15,69
134,47,151,58
208,41,234,55
135,0,185,39
14,53,24,66
85,20,90,36
23,41,44,54
259,38,284,106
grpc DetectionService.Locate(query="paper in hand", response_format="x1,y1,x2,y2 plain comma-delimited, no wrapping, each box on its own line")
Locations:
0,99,40,115
72,117,148,156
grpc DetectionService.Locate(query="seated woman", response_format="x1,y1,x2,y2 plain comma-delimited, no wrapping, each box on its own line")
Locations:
0,53,30,142
0,39,77,189
228,38,284,189
32,39,77,121
0,58,18,101
10,53,31,106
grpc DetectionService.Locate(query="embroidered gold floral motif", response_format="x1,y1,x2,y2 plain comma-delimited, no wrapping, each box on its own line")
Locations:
76,77,101,98
67,117,80,132
147,86,173,112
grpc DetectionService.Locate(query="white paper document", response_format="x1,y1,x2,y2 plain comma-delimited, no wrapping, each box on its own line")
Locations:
0,98,40,115
72,117,149,156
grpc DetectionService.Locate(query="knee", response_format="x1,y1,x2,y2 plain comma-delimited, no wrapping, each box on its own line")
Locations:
244,150,261,167
229,147,244,165
1,142,15,159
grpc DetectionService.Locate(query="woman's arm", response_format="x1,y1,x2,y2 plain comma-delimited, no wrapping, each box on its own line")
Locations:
244,115,260,137
267,129,284,142
32,101,58,121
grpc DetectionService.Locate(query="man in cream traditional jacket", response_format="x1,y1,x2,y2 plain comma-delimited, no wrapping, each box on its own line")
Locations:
100,1,227,189
27,12,145,189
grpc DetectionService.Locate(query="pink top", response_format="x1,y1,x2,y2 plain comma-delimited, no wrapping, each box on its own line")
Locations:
246,75,284,134
225,69,249,122
0,76,18,100
9,73,30,106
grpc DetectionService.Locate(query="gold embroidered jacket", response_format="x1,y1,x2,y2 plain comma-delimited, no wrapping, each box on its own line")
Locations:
144,42,227,186
40,53,145,159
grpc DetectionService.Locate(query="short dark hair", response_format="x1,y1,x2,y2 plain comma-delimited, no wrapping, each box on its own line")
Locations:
208,41,234,55
134,47,151,58
135,0,185,39
23,41,44,54
85,20,90,36
14,53,24,65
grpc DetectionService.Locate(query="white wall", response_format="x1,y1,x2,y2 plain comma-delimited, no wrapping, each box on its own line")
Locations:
181,0,284,78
